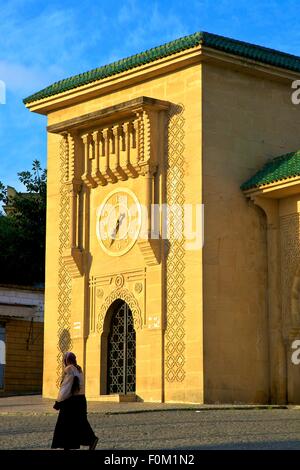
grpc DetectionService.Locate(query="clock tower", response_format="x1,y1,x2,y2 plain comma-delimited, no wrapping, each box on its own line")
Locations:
25,31,300,405
45,96,177,401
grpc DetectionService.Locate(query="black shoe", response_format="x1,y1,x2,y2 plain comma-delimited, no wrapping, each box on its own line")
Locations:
89,437,99,450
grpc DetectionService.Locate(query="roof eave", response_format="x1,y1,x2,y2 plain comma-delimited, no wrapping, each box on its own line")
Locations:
25,44,300,116
25,45,202,115
201,46,300,82
242,175,300,199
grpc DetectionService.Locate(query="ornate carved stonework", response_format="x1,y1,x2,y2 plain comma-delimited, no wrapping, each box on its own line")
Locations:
90,268,146,334
291,272,300,326
165,104,186,383
97,288,104,298
115,274,125,288
134,282,143,294
49,98,169,272
96,287,142,334
56,136,73,386
280,213,300,336
75,100,169,187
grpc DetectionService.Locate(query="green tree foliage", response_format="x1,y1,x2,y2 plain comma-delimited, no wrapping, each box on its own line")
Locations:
0,160,46,286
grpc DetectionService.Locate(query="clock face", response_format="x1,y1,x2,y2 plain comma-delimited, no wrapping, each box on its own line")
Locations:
96,188,142,256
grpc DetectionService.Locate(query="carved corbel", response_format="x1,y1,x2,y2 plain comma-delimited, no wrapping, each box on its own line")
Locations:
137,238,161,266
250,195,279,227
62,247,85,278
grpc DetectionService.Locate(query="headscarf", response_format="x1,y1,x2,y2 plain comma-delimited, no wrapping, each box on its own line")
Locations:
63,351,82,372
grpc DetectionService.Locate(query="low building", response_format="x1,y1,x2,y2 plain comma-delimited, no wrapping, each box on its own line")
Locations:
0,285,44,394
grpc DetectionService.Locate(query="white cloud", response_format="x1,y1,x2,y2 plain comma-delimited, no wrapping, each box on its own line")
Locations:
0,61,50,94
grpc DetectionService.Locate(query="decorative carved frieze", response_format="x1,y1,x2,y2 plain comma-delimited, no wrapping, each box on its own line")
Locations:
165,104,186,383
48,97,169,189
77,108,161,186
97,287,143,334
56,136,73,386
89,268,146,334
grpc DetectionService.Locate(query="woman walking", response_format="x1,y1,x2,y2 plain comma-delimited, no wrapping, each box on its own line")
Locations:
51,351,98,450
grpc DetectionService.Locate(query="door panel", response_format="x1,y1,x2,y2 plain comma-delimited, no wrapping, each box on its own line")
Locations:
107,302,136,394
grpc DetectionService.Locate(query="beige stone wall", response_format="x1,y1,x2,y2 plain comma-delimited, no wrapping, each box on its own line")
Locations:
4,319,43,393
42,56,300,404
202,63,300,403
43,131,63,398
44,63,203,402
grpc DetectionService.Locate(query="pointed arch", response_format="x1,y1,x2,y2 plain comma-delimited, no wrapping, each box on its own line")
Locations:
96,287,142,334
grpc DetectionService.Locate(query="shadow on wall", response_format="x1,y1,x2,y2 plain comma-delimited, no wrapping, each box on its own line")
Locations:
56,328,72,386
59,328,71,354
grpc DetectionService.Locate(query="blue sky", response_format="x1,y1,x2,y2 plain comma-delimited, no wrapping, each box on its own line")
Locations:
1,0,300,191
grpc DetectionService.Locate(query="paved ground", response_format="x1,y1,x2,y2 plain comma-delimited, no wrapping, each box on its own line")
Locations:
0,394,289,414
1,396,300,449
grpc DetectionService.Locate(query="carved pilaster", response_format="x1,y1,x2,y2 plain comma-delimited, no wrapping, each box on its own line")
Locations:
122,121,134,177
82,133,96,188
102,127,117,183
165,104,186,384
135,110,144,162
58,133,85,278
91,131,106,186
112,125,126,180
57,136,72,386
62,178,84,277
133,107,157,171
143,109,151,162
132,118,139,166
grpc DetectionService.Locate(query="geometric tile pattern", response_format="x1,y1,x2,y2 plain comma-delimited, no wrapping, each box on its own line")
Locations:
107,302,136,394
280,213,300,337
56,136,72,387
165,104,186,383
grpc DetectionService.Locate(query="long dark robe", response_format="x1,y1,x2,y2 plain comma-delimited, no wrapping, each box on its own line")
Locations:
51,395,96,449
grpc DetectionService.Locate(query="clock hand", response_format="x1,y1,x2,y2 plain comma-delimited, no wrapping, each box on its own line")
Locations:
109,221,119,247
109,213,125,247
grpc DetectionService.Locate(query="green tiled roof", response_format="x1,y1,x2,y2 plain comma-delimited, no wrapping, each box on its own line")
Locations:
241,150,300,191
24,31,300,105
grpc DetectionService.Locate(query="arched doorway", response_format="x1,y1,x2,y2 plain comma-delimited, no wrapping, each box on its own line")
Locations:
107,300,136,394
